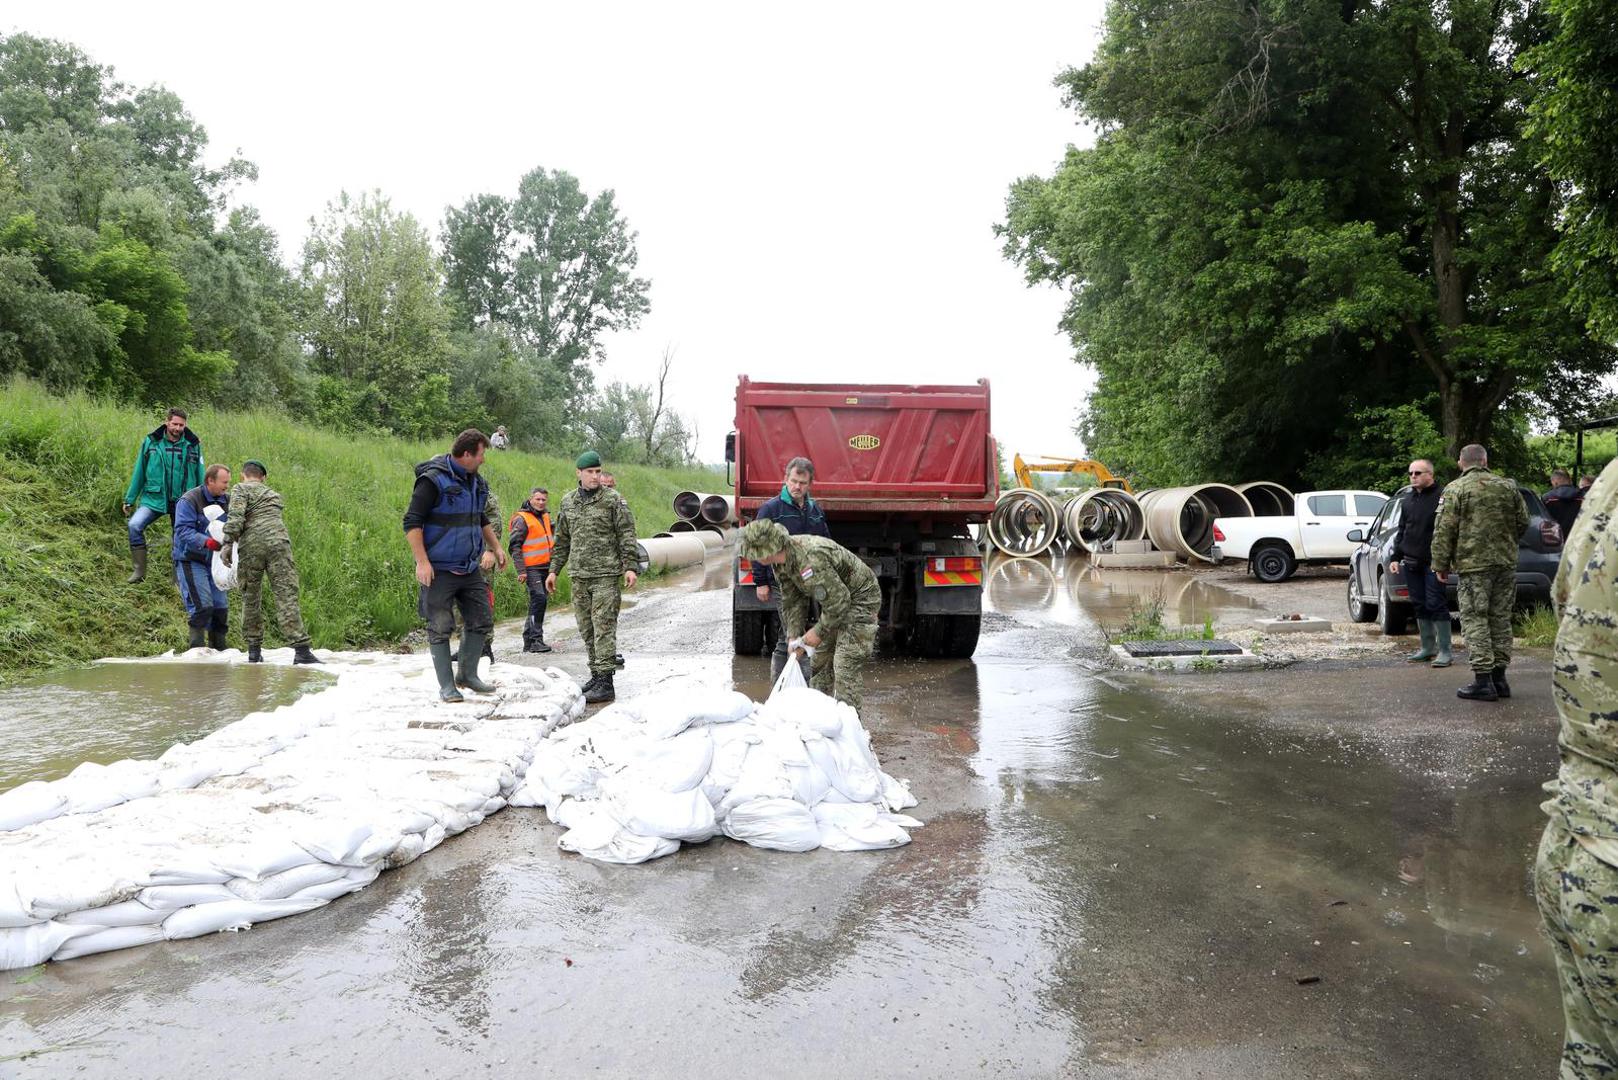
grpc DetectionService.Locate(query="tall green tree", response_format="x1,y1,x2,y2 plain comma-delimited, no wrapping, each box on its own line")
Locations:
1002,0,1614,486
299,190,454,437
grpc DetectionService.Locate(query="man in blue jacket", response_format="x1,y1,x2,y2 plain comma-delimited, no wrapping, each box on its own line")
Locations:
173,464,231,651
753,456,830,679
403,429,507,702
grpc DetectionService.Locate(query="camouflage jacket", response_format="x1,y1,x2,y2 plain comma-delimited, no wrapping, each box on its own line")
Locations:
1430,466,1528,572
481,489,502,582
776,535,881,640
1542,460,1618,861
220,480,290,552
551,485,638,579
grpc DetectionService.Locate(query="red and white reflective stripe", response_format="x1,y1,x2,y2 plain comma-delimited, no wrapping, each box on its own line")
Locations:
923,555,983,587
929,556,982,572
737,558,756,586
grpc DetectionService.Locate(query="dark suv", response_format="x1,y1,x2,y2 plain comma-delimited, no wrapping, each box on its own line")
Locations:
1345,484,1561,635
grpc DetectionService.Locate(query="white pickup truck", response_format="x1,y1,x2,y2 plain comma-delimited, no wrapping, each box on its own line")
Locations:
1213,490,1389,582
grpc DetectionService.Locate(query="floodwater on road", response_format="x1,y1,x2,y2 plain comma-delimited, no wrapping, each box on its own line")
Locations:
0,552,1561,1077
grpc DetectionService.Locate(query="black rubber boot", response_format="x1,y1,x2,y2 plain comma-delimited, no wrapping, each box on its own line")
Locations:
584,673,615,704
1491,666,1511,699
208,627,228,651
482,638,494,662
247,642,264,663
187,626,206,650
430,641,463,702
293,644,321,665
1457,672,1499,701
456,632,497,694
613,654,625,668
128,546,148,585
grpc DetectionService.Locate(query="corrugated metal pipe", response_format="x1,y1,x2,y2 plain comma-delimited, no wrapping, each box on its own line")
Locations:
986,488,1061,558
1060,489,1146,555
1138,485,1254,562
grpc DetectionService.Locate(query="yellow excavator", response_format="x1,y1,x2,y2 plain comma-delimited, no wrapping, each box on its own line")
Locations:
1011,454,1133,494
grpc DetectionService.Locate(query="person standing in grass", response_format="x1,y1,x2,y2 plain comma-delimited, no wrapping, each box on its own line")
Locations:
122,407,204,584
219,459,320,666
546,451,638,703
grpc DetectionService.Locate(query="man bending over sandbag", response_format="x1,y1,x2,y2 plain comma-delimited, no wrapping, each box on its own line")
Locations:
739,519,880,714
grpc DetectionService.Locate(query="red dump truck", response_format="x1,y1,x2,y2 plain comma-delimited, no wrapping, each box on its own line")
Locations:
726,377,999,659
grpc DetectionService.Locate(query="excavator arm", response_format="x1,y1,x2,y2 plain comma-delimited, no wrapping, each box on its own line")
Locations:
1012,454,1132,494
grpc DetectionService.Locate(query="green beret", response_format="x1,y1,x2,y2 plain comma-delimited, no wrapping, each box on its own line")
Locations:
242,459,268,477
739,518,790,560
576,450,603,469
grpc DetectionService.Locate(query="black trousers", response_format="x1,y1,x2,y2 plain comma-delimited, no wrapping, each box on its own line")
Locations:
419,570,493,646
522,569,549,645
1403,558,1450,621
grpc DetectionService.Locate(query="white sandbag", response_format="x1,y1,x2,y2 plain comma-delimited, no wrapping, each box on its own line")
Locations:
162,896,328,940
562,826,680,865
138,884,240,910
292,819,375,867
630,728,715,793
0,781,68,833
812,802,912,852
721,798,821,853
383,832,426,868
52,924,166,961
225,863,347,902
291,867,379,902
144,864,233,886
211,549,237,591
607,785,717,843
59,900,170,927
211,839,322,882
0,921,96,969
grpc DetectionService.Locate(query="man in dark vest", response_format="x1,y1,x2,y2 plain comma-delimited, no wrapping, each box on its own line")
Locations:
753,456,830,680
1544,469,1585,541
508,486,555,653
173,463,231,651
403,429,507,702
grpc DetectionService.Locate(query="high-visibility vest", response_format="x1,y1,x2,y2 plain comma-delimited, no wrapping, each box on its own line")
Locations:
512,509,553,568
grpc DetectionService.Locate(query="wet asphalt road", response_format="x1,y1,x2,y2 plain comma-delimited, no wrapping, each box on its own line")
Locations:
0,555,1562,1077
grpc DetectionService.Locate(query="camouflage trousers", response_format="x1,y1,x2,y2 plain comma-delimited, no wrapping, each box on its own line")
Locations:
808,614,878,714
1458,566,1516,672
572,575,623,677
1536,820,1618,1078
237,542,310,647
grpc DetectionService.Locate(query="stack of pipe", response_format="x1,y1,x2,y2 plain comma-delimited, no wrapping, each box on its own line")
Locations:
1235,481,1295,516
1137,485,1253,562
986,488,1061,558
669,489,733,536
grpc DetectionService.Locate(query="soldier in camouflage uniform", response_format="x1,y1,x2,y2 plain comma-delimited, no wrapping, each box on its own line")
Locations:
546,451,638,703
219,460,320,665
1535,459,1618,1077
1431,443,1529,700
738,518,880,714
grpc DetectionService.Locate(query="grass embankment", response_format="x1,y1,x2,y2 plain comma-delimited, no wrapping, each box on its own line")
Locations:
0,380,723,684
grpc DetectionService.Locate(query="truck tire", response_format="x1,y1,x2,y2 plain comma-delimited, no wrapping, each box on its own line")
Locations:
909,614,981,659
1250,543,1297,583
1347,575,1376,623
732,610,766,655
1377,575,1410,636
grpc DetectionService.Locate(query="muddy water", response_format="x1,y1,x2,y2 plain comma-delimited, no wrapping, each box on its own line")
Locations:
0,554,1561,1077
0,662,332,788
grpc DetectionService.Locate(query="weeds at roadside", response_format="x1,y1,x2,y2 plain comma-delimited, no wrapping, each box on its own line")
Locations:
1514,605,1558,648
1103,593,1223,645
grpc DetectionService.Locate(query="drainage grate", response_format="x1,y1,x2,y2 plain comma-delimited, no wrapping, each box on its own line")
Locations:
1121,639,1244,657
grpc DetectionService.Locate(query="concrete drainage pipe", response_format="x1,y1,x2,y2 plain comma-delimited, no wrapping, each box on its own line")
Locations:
667,519,698,533
700,494,738,525
987,488,1061,557
1061,489,1146,555
1139,485,1254,562
1235,481,1295,516
673,491,720,521
636,534,709,574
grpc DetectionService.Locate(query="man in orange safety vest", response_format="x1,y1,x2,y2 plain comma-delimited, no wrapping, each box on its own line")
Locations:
508,486,555,653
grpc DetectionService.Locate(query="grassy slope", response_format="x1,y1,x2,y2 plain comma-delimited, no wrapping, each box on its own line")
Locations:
0,380,722,683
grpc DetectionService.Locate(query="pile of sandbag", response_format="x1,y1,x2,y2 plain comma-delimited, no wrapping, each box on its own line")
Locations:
510,671,923,864
0,652,583,969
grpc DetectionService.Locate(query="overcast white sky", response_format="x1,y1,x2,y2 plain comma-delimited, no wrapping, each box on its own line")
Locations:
10,1,1107,462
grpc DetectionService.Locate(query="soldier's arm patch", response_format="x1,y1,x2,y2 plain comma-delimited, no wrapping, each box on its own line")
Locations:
800,567,814,580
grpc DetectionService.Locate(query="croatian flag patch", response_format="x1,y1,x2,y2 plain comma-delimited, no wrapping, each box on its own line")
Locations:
800,567,814,580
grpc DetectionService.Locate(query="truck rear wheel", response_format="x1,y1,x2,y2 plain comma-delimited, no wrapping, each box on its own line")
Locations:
733,610,767,655
1251,543,1297,583
909,614,981,659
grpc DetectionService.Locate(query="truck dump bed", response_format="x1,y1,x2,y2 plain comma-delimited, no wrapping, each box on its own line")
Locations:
733,377,997,520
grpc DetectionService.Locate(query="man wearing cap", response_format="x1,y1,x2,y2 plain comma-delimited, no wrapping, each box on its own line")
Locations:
220,460,320,665
509,486,554,653
404,429,506,702
546,451,638,703
738,519,880,714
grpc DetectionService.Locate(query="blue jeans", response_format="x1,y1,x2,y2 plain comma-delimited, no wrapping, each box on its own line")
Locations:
1404,559,1450,622
128,505,166,549
174,557,228,627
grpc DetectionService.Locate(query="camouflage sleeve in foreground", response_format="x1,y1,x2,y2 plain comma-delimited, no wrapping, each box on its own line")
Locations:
780,571,810,642
806,550,856,638
550,496,572,575
616,493,639,573
221,482,249,545
484,488,502,539
1431,485,1460,571
1543,459,1618,847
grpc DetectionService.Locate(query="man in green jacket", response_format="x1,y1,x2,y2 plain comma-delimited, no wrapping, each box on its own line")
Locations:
1431,443,1530,701
122,407,204,584
739,518,881,714
546,451,638,704
219,460,320,665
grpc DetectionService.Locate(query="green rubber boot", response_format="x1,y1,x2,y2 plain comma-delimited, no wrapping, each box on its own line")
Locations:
430,640,463,702
456,632,497,694
1406,620,1437,663
1430,620,1453,668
